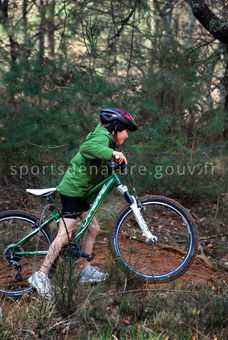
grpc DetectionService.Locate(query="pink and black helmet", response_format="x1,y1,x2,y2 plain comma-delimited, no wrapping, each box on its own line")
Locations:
100,108,137,132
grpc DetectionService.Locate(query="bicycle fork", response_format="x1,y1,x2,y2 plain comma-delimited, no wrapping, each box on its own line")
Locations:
117,185,157,242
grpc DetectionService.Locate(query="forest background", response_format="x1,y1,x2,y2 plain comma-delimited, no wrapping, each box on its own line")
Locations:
0,1,227,339
0,0,227,201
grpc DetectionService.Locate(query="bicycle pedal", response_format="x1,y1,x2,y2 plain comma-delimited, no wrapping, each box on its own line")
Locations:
15,272,22,282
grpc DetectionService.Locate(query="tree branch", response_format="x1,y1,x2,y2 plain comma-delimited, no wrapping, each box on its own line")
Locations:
108,0,140,43
190,0,228,44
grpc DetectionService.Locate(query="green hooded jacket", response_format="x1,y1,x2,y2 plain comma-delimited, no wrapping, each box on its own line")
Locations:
56,124,114,197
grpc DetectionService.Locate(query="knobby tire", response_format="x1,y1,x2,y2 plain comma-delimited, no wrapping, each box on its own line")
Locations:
110,196,198,283
0,211,52,297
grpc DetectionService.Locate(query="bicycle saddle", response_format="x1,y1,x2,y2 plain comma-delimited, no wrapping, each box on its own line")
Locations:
26,188,56,197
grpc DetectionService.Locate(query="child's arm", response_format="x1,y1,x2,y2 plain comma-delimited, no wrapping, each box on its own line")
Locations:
80,135,127,164
79,134,114,160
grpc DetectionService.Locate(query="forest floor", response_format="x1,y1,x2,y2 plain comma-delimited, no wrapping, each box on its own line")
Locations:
0,187,227,288
92,232,228,284
0,185,227,339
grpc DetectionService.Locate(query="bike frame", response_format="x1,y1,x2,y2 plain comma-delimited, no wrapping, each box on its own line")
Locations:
13,171,122,257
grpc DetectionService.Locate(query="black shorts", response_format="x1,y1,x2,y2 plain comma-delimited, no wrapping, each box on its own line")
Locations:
59,194,90,219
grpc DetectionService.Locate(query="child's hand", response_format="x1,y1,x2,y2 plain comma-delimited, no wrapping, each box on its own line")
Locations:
112,151,127,164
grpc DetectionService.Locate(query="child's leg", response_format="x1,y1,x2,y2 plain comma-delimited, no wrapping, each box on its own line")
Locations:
39,217,76,274
80,214,100,269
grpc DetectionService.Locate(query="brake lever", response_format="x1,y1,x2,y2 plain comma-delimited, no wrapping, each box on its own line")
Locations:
119,163,129,176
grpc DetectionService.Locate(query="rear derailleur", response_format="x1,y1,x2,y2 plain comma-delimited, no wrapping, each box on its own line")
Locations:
4,244,23,282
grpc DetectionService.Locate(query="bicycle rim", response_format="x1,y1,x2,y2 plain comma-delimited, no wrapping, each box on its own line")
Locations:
111,196,197,283
0,212,51,297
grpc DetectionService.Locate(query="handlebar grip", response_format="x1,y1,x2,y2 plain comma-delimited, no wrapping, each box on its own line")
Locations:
107,161,129,176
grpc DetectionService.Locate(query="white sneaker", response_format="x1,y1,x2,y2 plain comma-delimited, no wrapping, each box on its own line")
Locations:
28,271,53,298
80,266,108,283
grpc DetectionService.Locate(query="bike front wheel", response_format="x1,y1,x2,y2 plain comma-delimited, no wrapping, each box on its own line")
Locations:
0,211,52,297
110,196,198,283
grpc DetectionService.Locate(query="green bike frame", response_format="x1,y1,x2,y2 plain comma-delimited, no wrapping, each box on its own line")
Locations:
13,171,122,257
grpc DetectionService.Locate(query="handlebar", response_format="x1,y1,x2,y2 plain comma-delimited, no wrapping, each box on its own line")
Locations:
107,161,129,176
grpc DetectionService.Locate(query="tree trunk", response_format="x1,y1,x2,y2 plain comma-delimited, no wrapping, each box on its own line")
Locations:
0,0,18,62
46,0,55,60
39,0,45,64
223,48,228,139
22,0,30,60
190,0,228,44
189,0,228,139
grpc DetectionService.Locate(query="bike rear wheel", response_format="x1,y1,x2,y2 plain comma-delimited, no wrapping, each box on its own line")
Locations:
111,196,197,283
0,211,52,297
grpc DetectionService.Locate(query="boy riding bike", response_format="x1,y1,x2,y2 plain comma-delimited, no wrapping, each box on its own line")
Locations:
28,108,137,298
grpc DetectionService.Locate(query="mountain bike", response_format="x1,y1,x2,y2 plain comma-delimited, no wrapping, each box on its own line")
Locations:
0,162,197,297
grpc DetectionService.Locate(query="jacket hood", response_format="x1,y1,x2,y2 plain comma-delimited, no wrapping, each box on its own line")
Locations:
85,123,112,141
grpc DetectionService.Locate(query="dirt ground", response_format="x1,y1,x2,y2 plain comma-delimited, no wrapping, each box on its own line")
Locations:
0,220,227,291
92,233,228,284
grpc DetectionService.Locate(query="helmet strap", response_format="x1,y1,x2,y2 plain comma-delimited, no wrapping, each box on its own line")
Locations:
112,130,118,150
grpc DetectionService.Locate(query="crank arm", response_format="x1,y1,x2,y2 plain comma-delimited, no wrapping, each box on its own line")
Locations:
80,252,95,261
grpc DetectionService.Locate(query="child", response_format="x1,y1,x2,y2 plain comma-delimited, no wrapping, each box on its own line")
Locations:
28,108,137,298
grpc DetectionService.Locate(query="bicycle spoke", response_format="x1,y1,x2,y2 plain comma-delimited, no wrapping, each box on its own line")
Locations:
0,212,51,296
112,197,197,282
